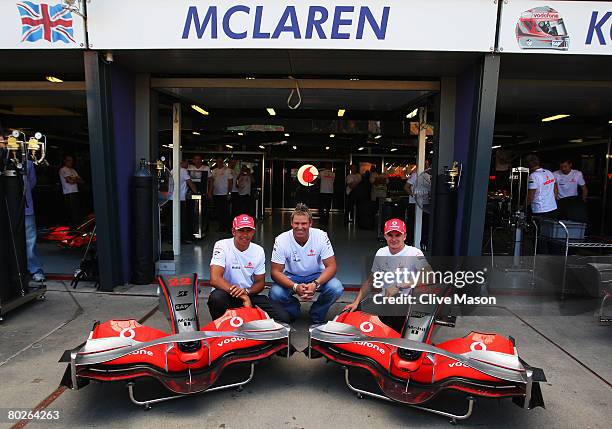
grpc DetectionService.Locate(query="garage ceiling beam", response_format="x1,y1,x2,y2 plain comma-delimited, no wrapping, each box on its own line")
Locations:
0,81,85,91
151,78,439,91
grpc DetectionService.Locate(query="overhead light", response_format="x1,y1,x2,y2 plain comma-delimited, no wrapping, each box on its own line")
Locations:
292,145,297,150
325,146,330,150
358,147,365,151
267,108,276,116
390,148,397,152
284,133,290,137
245,76,255,80
237,132,244,136
329,134,335,138
226,144,234,149
349,78,359,81
406,108,418,119
492,145,502,149
541,114,569,122
374,134,382,139
568,139,583,143
608,120,612,124
258,145,265,149
45,76,63,83
191,105,209,116
429,150,434,154
337,109,346,117
192,131,200,135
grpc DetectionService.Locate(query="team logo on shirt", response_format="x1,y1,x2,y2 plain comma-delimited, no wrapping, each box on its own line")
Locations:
244,261,254,268
307,249,316,257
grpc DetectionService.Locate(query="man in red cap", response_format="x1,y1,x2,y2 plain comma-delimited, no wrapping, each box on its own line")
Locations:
344,218,430,332
208,214,290,323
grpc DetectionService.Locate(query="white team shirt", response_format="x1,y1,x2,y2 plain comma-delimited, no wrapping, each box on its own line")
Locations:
59,166,79,194
211,166,233,195
528,168,557,213
271,228,335,276
187,164,210,183
230,169,239,193
406,172,417,204
553,169,585,199
371,245,426,294
237,174,252,195
345,173,362,195
169,167,191,201
319,169,335,194
210,238,265,290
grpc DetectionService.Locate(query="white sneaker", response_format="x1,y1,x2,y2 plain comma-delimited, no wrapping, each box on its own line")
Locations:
32,272,46,282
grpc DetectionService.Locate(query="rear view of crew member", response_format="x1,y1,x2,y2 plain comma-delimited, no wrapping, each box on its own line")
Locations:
208,214,290,323
526,154,558,219
208,157,233,232
319,163,335,223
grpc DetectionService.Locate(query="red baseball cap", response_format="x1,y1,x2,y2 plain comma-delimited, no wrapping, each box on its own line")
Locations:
232,214,255,230
384,218,406,235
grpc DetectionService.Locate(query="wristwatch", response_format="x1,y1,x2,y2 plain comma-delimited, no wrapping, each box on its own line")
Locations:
245,288,251,295
292,283,298,292
313,280,320,289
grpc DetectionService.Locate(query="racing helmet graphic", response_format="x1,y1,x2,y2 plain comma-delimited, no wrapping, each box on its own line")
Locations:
516,6,569,50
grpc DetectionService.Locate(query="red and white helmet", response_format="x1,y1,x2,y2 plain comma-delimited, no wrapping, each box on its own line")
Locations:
516,6,569,51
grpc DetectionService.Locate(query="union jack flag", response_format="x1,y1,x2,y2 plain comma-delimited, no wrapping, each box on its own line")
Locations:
16,1,75,44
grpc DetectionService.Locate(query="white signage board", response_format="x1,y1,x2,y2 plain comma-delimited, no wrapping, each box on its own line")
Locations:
499,0,612,55
0,0,86,49
87,0,498,52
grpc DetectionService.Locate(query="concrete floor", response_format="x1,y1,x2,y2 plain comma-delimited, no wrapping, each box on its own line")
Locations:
0,280,610,429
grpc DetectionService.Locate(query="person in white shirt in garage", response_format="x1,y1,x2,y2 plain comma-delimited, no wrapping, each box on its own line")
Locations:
554,159,587,202
553,159,588,222
208,214,290,323
269,204,344,324
208,157,234,232
344,164,361,224
170,160,198,244
344,218,431,333
526,154,558,219
58,155,84,226
318,163,335,223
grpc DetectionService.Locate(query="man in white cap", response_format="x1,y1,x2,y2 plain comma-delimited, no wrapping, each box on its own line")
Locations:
208,214,290,323
344,218,430,332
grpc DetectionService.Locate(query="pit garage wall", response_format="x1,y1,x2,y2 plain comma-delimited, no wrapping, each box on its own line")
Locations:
84,52,135,290
453,55,500,256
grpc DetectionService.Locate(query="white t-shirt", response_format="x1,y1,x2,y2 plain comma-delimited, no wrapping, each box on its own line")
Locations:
553,169,585,199
210,238,266,290
406,172,417,204
271,228,335,276
371,245,426,294
369,172,388,200
211,167,233,195
59,166,79,194
345,173,361,195
169,167,191,201
237,174,252,196
230,169,239,193
319,169,335,194
528,168,557,213
187,164,210,183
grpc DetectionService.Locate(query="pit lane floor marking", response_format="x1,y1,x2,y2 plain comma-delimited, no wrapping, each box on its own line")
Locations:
500,306,612,389
9,303,159,429
0,282,84,368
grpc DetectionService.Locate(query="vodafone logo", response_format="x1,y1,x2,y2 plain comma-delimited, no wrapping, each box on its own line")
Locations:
229,316,244,327
470,341,487,351
356,341,385,355
120,328,136,339
359,321,374,333
130,349,154,357
297,164,319,187
217,337,247,347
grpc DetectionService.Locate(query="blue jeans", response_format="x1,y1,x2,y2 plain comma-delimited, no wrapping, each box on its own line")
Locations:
25,214,44,275
269,273,344,323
